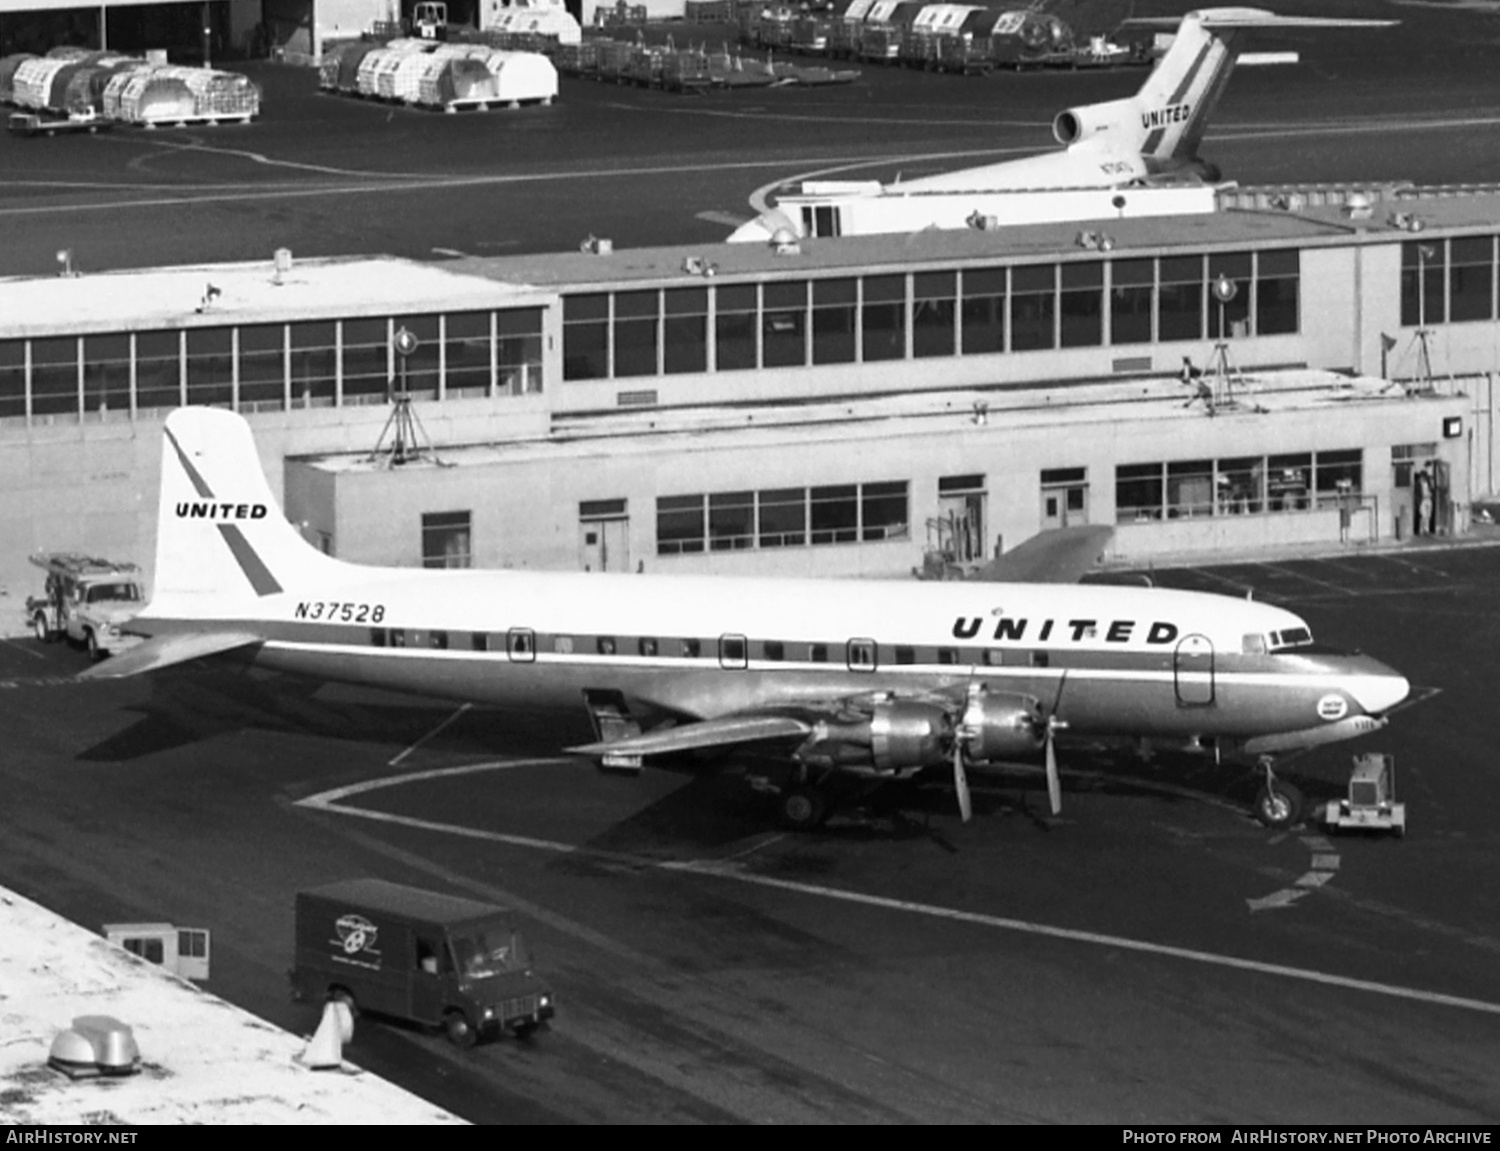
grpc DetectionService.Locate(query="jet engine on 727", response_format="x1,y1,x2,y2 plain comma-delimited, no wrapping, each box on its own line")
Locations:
1052,97,1140,147
795,691,1046,776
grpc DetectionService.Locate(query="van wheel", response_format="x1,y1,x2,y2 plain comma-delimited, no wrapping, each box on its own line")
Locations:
32,613,53,643
443,1009,477,1049
86,630,103,661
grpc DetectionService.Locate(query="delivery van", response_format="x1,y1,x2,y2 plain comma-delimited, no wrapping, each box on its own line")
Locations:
290,878,554,1047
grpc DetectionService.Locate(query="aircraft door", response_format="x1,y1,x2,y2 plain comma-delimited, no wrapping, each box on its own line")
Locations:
579,500,629,572
1174,634,1215,706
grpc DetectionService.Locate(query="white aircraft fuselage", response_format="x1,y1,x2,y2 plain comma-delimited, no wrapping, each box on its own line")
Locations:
95,410,1407,780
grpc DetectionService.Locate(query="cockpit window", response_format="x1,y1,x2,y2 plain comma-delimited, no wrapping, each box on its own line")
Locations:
1268,626,1314,652
1241,633,1268,655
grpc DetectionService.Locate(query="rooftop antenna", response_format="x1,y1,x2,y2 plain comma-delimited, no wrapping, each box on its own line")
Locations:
368,327,445,468
1204,273,1242,413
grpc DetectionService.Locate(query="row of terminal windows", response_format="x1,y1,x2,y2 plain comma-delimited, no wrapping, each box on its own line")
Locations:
0,310,543,424
1115,449,1363,522
1400,236,1500,326
656,481,910,555
561,250,1301,381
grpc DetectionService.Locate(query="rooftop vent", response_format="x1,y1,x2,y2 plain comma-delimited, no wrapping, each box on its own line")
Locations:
769,227,800,256
49,1015,140,1079
580,235,613,255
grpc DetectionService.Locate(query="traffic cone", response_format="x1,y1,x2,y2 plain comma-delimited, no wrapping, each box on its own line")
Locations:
301,999,353,1070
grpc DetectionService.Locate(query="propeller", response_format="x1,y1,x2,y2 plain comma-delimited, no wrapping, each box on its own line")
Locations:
951,677,981,823
952,738,973,823
1041,672,1069,817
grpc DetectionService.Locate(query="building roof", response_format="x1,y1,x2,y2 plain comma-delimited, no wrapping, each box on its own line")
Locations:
0,885,464,1125
304,368,1462,474
0,254,545,339
1,184,1496,336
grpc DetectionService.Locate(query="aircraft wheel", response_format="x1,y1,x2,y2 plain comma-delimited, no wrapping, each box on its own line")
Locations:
32,613,54,643
1254,781,1304,830
778,785,830,831
443,1009,477,1049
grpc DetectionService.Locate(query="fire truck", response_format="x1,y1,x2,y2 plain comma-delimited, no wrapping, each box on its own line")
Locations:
26,553,144,660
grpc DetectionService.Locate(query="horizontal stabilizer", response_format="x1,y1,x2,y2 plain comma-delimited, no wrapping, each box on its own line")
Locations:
970,525,1114,584
569,713,812,759
78,630,263,680
1121,12,1395,31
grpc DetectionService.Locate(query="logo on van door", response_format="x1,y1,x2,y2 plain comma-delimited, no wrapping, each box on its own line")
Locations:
335,913,380,957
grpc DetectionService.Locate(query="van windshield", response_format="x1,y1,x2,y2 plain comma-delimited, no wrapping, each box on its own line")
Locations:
86,582,140,604
451,927,527,980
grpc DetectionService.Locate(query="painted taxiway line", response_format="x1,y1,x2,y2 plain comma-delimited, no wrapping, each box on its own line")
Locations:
296,761,1500,1019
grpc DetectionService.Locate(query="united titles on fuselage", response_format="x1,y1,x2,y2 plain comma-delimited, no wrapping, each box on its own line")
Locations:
952,617,1181,645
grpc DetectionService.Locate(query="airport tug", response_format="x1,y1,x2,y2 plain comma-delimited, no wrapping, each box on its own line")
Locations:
1322,753,1406,837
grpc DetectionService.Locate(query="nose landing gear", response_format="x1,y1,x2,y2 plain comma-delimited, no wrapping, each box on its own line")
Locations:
1253,756,1305,830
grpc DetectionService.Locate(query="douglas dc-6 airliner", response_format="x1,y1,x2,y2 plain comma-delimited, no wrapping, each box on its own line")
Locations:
86,408,1409,830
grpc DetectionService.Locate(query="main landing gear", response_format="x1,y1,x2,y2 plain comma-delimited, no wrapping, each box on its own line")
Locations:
777,785,832,831
1253,756,1305,830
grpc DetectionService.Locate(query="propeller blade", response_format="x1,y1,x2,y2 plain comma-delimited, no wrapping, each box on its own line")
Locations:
953,744,973,823
1045,731,1062,816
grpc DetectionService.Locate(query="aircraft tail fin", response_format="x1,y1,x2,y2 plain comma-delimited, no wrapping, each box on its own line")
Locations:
151,407,341,611
1114,8,1396,166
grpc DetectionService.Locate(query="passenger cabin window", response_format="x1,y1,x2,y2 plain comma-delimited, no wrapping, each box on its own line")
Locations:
597,636,617,655
430,630,449,650
679,638,701,658
810,643,828,663
554,636,575,654
638,637,658,657
847,639,877,671
938,647,958,665
371,629,387,647
471,632,490,652
390,629,407,648
719,634,748,669
763,640,785,661
895,645,916,665
508,629,535,662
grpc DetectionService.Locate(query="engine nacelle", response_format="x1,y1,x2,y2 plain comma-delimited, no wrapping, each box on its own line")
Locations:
869,699,952,772
959,689,1046,763
1053,97,1138,147
795,698,952,775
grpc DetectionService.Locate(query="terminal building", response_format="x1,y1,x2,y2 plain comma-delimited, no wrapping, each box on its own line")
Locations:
2,183,1496,602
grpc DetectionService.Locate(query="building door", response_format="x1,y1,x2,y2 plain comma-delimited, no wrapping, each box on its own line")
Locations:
579,499,629,572
1040,467,1089,530
1174,634,1216,707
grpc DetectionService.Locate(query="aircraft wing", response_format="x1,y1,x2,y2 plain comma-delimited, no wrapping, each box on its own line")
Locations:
968,525,1114,584
568,713,814,759
77,630,264,680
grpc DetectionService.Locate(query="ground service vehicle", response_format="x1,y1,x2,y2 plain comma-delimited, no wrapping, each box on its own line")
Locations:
27,553,144,659
290,879,554,1047
1323,753,1406,836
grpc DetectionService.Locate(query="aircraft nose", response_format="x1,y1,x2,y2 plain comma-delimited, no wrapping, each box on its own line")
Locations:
1348,665,1410,715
